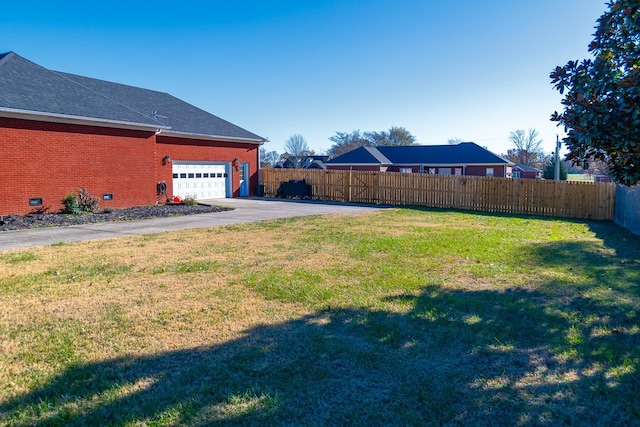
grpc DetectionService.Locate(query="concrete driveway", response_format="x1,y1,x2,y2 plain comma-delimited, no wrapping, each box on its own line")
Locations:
0,198,386,251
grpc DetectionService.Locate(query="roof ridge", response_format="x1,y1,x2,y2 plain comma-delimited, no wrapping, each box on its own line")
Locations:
380,142,475,148
57,71,171,96
54,72,259,137
1,52,50,73
0,51,166,128
50,70,168,127
0,51,16,67
364,146,392,164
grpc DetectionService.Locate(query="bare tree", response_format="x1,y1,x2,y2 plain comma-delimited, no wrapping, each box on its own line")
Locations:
283,134,311,168
506,129,545,167
259,148,280,168
447,137,463,145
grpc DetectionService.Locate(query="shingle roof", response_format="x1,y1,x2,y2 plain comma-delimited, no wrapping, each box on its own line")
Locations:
326,146,392,165
0,52,264,142
326,142,511,165
513,164,542,172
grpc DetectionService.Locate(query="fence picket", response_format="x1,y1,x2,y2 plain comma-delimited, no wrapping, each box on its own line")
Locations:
260,169,615,220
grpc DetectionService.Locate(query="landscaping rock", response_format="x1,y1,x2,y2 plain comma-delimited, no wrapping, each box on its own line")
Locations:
1,204,229,231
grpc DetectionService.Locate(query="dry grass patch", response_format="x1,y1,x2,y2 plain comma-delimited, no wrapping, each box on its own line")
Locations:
1,208,639,425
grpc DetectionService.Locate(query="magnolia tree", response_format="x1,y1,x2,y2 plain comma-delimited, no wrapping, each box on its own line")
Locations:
550,0,640,185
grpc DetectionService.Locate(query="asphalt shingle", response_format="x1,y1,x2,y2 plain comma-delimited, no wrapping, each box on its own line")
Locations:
0,52,264,141
326,142,510,165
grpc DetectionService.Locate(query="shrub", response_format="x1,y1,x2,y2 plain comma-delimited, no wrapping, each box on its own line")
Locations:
183,197,198,206
62,193,81,214
61,188,100,214
543,160,568,180
77,188,100,213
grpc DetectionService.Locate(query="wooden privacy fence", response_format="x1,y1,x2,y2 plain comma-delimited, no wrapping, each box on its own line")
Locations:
260,169,616,220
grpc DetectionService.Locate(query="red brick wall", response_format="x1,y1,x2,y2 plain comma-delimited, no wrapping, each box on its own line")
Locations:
326,165,386,172
392,165,508,177
465,165,508,177
518,171,539,179
326,165,508,176
387,166,420,173
155,135,259,198
0,118,261,215
0,118,157,215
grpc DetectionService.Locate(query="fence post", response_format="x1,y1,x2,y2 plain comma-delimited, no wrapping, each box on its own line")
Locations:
512,178,520,215
324,170,329,201
265,169,615,221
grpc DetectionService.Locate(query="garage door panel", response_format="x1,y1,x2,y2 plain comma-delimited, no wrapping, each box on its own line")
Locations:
172,162,229,199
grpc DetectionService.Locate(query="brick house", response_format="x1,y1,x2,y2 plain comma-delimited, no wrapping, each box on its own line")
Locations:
0,52,265,215
512,164,542,179
325,143,513,177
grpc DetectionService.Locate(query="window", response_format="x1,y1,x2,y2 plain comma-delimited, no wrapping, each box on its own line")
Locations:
180,173,187,178
486,168,494,177
513,171,521,179
438,168,451,175
195,173,202,178
428,168,436,174
454,168,462,176
399,167,412,173
188,173,195,178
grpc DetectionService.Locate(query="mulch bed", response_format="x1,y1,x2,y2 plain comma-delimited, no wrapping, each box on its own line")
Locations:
1,204,230,231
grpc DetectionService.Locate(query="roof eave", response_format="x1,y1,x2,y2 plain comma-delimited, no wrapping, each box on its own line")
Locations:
392,162,511,167
0,107,169,132
160,130,265,145
326,163,388,166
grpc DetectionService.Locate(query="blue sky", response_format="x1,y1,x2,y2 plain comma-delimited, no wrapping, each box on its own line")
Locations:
1,1,606,156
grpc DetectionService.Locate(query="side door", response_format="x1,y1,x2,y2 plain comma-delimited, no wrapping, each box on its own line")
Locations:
239,163,249,196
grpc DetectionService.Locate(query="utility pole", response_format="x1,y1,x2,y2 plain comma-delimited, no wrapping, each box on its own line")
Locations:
554,135,561,180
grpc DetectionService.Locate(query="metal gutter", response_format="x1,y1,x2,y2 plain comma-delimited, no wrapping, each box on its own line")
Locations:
325,163,390,167
160,130,265,144
0,107,169,132
393,162,512,167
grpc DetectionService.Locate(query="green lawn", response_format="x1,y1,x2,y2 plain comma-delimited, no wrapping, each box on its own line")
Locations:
1,208,639,426
567,173,594,182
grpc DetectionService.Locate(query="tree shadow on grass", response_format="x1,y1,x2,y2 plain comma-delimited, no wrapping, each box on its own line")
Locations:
3,287,639,426
2,235,640,425
587,217,640,256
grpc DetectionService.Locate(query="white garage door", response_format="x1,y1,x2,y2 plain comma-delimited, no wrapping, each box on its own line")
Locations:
172,162,229,200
